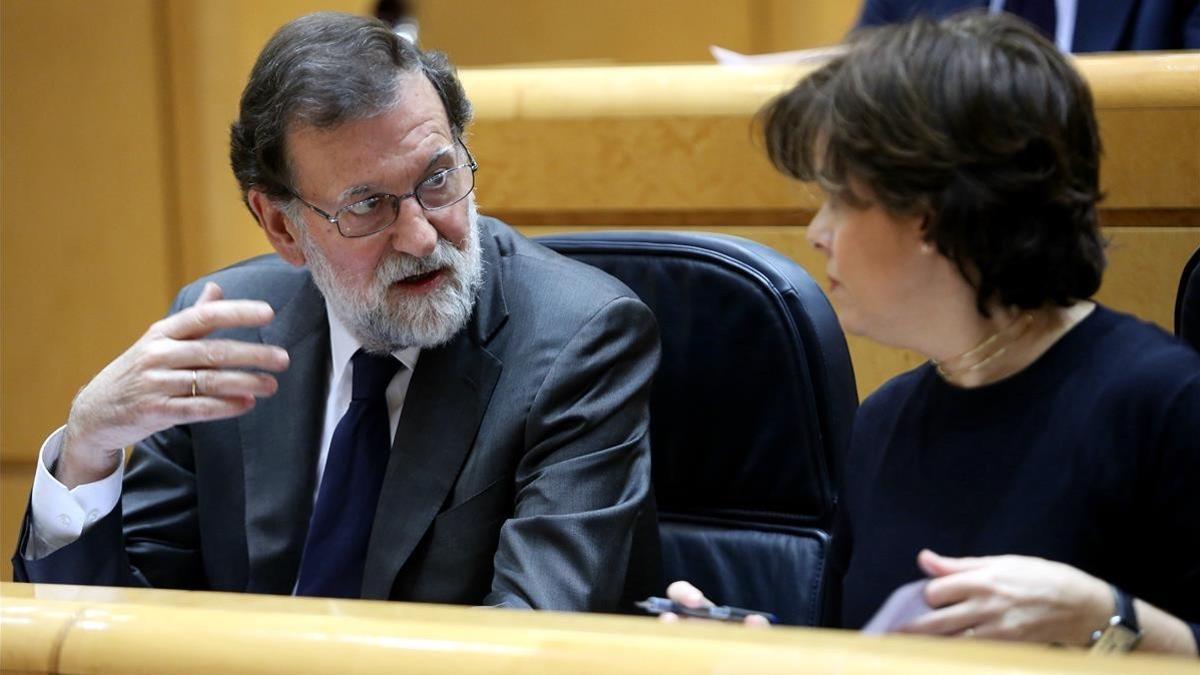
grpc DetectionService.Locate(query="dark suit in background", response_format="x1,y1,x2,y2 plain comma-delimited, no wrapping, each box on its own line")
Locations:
857,0,1200,51
14,218,661,611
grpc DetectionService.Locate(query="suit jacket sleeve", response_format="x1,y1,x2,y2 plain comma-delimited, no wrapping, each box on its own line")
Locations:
483,296,660,611
13,286,208,588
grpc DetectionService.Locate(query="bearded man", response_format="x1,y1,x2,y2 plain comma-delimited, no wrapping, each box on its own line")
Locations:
13,12,660,612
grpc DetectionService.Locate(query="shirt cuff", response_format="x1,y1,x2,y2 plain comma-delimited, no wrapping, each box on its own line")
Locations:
27,426,124,558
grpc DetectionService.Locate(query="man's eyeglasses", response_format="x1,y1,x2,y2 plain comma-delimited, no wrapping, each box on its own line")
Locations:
289,139,477,239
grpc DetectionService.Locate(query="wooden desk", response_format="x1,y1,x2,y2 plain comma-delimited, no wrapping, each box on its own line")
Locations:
1,582,1194,674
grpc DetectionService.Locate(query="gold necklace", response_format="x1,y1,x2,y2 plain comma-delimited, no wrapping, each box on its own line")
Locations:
934,312,1035,379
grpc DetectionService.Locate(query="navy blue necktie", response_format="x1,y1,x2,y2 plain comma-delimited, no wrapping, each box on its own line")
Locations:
296,350,401,598
1004,0,1057,42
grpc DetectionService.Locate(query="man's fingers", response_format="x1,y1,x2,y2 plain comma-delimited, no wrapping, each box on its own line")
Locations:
156,339,290,372
666,580,713,609
162,393,258,422
156,300,276,340
185,369,279,399
194,281,224,305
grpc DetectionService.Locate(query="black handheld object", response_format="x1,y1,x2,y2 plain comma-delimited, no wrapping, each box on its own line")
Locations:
636,596,778,624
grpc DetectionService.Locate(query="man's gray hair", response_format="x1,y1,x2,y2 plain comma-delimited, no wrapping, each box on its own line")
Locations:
230,11,472,211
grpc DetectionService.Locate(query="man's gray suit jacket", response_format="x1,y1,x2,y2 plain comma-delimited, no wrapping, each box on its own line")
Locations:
14,217,661,612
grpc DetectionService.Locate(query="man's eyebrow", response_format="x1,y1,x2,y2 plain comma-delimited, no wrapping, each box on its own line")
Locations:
334,144,457,202
338,185,375,202
422,144,454,172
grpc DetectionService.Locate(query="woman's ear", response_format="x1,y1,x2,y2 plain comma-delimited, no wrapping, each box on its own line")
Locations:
249,188,307,267
918,210,937,255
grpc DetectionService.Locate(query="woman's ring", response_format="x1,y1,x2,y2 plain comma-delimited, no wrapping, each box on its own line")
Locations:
191,370,199,397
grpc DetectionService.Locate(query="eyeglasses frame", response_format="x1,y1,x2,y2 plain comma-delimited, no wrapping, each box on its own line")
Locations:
288,139,477,239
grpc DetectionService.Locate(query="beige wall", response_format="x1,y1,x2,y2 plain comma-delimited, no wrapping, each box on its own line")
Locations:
417,0,859,66
2,0,176,580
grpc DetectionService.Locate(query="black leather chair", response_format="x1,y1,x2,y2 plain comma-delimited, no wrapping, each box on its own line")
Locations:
538,231,858,625
1177,245,1200,351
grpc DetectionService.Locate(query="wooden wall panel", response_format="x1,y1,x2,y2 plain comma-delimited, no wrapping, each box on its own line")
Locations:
1099,111,1200,209
420,0,756,65
1,1,174,464
417,0,859,67
461,56,1200,216
757,0,861,52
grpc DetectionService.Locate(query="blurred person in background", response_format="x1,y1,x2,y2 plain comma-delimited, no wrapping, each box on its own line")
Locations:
857,0,1200,52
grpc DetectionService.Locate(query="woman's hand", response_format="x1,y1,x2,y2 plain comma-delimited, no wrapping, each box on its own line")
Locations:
897,549,1111,645
659,581,771,627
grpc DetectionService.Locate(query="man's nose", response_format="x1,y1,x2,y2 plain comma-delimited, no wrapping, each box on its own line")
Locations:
389,197,439,258
806,203,832,255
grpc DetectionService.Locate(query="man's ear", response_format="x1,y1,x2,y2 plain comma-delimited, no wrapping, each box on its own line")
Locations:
249,188,307,267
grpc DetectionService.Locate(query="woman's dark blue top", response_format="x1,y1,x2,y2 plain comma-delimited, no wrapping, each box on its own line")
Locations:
836,305,1200,648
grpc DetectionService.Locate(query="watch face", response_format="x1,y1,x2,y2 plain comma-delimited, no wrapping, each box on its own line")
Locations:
1090,625,1142,654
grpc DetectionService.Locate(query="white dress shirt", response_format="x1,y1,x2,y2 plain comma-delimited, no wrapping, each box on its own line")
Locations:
27,303,419,558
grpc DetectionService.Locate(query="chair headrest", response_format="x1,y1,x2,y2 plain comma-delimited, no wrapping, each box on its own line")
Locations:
539,231,857,527
1177,246,1200,350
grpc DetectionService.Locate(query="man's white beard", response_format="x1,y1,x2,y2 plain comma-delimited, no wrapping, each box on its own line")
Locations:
301,202,484,354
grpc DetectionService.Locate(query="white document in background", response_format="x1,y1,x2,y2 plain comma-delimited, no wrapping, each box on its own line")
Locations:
709,44,846,66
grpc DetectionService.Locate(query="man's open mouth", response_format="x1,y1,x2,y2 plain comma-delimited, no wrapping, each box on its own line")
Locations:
394,268,446,289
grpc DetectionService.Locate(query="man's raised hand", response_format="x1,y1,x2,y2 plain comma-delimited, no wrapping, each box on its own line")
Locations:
57,282,289,488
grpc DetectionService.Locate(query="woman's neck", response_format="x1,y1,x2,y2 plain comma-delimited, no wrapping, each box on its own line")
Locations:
928,301,1095,388
902,296,1099,386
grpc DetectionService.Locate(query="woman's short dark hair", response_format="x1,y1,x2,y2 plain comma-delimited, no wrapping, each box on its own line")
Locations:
230,12,472,208
762,12,1106,315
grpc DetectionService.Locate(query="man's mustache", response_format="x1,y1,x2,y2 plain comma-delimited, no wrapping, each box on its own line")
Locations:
378,238,464,283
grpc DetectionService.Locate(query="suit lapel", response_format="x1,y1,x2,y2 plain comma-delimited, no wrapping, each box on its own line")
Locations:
1074,0,1139,52
361,220,509,599
241,278,329,594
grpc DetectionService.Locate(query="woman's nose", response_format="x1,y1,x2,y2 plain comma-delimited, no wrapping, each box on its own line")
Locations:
806,203,833,255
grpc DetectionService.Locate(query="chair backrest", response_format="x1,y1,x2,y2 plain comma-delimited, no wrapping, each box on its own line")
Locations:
538,231,857,625
1177,245,1200,350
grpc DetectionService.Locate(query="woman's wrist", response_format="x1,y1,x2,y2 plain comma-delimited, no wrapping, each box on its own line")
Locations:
1133,600,1200,656
1067,571,1115,647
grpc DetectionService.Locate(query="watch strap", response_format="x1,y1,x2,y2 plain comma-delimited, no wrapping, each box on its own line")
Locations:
1112,585,1139,634
1089,585,1142,654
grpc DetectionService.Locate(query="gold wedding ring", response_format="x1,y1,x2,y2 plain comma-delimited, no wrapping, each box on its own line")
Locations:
191,369,199,397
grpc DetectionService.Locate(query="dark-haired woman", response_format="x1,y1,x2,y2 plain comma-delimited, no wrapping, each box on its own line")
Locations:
667,13,1199,656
